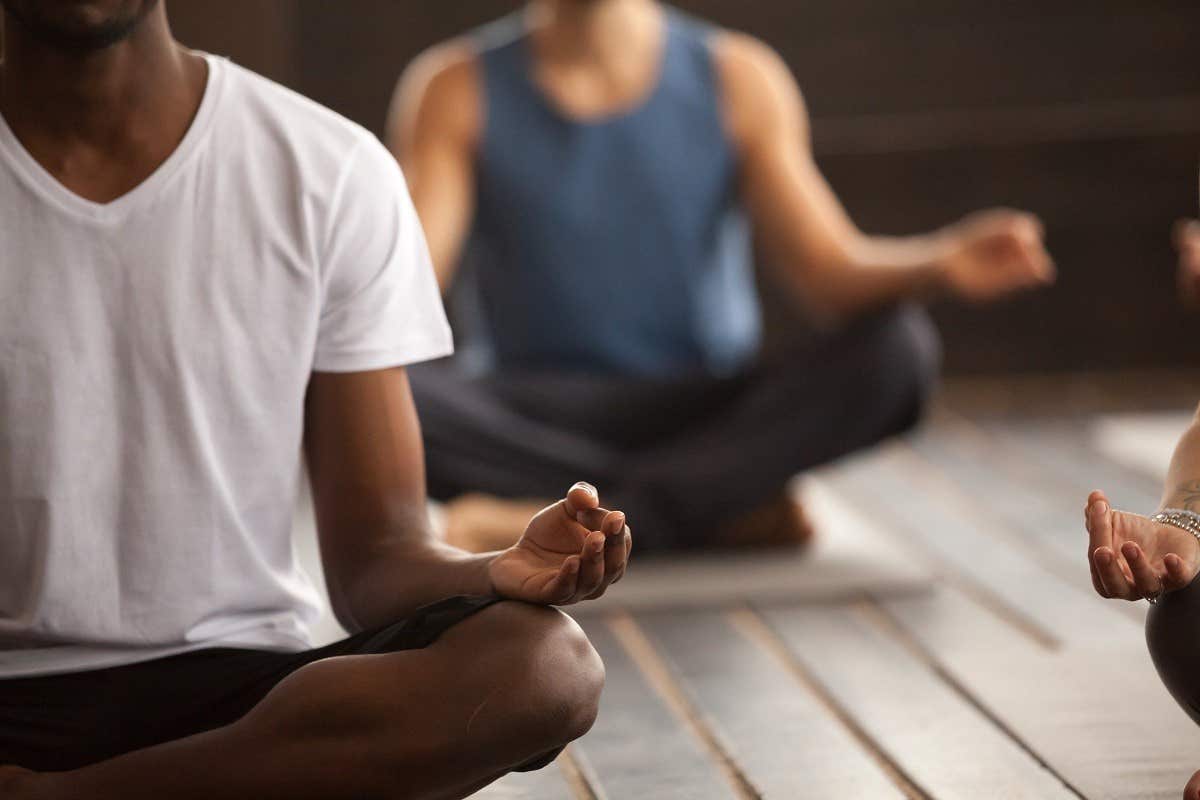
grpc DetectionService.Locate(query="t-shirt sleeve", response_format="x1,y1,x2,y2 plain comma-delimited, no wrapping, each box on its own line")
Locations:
312,134,453,373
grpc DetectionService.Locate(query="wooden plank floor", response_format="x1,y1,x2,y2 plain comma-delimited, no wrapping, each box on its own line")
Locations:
473,380,1200,800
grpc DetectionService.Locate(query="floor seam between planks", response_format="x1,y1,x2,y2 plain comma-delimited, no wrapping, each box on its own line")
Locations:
821,475,1061,651
928,408,1146,626
729,607,930,800
934,574,1060,652
605,612,762,800
558,746,604,800
860,598,1089,800
893,441,1091,580
889,440,1099,647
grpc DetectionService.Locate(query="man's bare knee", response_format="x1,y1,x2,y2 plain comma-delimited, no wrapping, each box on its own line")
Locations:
457,602,605,749
233,601,604,798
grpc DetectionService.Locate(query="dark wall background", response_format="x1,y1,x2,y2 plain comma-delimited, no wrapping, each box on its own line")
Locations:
170,1,1200,375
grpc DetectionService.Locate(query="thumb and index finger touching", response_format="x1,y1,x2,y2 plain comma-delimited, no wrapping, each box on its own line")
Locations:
563,482,599,518
564,482,628,538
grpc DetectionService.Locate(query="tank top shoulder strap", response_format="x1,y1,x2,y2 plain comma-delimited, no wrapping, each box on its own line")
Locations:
472,13,541,111
661,7,721,79
656,8,730,146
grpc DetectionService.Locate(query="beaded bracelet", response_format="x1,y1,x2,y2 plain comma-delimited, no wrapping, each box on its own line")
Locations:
1151,508,1200,539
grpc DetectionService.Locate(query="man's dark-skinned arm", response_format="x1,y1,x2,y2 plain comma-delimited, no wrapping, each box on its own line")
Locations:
304,367,631,633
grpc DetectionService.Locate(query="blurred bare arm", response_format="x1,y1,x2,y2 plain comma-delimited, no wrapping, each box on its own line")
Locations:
1159,403,1200,512
1175,219,1200,306
713,33,1055,324
386,42,482,293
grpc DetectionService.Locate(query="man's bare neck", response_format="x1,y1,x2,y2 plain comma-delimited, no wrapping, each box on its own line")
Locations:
0,7,208,202
527,0,660,68
0,7,202,152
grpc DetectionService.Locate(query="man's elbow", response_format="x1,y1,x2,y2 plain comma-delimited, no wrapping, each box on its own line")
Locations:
323,574,368,635
782,272,859,328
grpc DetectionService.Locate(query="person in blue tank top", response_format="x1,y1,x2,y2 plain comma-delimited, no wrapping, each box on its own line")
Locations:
387,0,1054,553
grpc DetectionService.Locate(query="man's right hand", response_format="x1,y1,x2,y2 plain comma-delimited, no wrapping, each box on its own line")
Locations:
1175,219,1200,306
1084,490,1200,601
487,483,631,607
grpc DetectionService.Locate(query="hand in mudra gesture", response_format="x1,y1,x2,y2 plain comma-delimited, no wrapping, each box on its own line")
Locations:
488,483,632,606
938,209,1056,303
1085,490,1200,601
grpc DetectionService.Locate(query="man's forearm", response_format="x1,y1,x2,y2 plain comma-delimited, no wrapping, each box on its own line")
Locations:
800,233,950,321
335,537,497,633
1161,407,1200,512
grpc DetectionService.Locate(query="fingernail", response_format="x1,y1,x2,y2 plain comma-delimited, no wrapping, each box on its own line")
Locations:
574,482,596,496
569,559,580,573
1095,549,1110,565
1126,546,1139,561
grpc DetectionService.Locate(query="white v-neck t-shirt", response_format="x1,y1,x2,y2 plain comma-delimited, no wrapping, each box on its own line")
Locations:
0,55,453,679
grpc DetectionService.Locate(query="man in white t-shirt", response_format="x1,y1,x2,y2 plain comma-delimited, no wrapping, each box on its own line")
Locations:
0,2,632,797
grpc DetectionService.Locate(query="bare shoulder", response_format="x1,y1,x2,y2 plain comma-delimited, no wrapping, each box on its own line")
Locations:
711,31,789,81
710,31,807,148
401,39,481,108
387,38,482,149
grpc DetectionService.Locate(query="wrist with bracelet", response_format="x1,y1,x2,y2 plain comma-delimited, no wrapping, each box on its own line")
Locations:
1145,507,1200,604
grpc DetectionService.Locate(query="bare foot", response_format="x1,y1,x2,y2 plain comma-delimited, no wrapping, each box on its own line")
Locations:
444,493,553,553
715,493,816,549
1084,490,1200,601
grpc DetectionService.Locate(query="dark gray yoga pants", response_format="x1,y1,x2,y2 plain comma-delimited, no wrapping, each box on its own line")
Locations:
1147,578,1200,724
411,305,942,550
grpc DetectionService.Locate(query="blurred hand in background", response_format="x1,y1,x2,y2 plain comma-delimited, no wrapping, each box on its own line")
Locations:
936,209,1056,305
1177,219,1200,306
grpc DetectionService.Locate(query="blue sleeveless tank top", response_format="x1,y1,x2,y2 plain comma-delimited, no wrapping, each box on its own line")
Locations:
467,10,762,377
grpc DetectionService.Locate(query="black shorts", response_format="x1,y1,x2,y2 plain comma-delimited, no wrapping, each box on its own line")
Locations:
0,595,500,773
